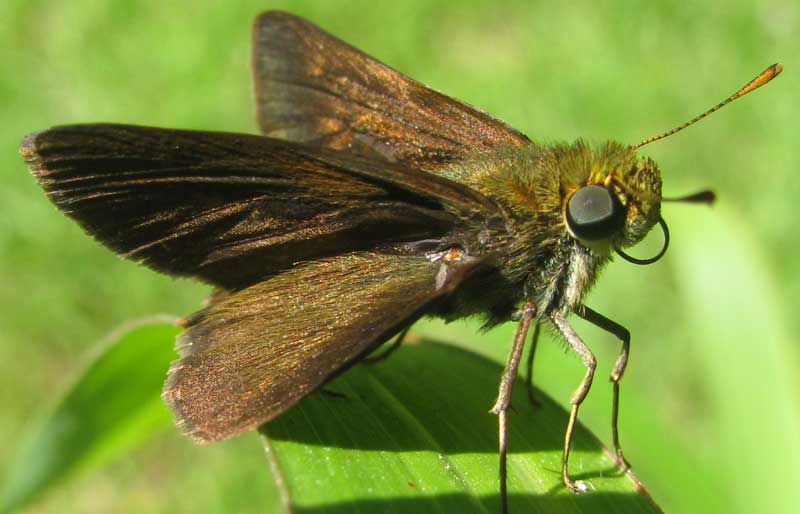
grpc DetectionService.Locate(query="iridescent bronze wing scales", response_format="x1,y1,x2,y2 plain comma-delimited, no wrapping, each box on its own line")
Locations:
21,124,500,291
164,252,481,441
252,11,532,169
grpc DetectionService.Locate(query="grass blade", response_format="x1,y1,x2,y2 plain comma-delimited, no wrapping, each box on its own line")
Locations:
0,318,179,514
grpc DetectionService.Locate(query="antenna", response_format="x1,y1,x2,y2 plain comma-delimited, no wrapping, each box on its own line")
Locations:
633,63,783,150
663,189,716,205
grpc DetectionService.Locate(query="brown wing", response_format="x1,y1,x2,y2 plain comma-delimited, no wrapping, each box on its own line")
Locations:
21,124,503,291
252,11,531,169
164,251,482,442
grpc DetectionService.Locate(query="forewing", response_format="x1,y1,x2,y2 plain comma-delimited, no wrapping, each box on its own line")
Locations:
21,123,500,290
164,252,481,441
252,11,531,169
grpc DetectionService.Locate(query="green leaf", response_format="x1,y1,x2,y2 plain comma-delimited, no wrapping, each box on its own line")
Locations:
0,318,180,514
262,341,664,514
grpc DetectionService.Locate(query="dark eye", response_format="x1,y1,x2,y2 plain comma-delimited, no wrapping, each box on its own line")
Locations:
566,185,625,241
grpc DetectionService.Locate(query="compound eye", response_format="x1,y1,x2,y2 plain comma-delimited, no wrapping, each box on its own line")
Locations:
566,185,625,241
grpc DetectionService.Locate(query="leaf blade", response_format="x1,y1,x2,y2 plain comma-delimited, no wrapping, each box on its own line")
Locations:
0,319,180,514
261,341,664,514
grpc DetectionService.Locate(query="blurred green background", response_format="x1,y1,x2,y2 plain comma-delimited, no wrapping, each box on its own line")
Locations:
1,0,798,513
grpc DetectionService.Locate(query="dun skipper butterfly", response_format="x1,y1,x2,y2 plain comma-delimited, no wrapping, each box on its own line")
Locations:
20,11,782,512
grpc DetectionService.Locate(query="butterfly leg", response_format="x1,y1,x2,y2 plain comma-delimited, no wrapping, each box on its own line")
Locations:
524,322,542,407
552,313,596,493
362,326,410,364
490,302,535,514
577,305,632,470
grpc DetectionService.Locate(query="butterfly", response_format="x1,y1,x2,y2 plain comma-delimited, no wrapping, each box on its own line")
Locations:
20,11,781,513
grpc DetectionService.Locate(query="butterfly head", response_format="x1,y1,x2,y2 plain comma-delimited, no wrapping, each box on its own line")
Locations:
559,142,665,263
563,63,781,265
